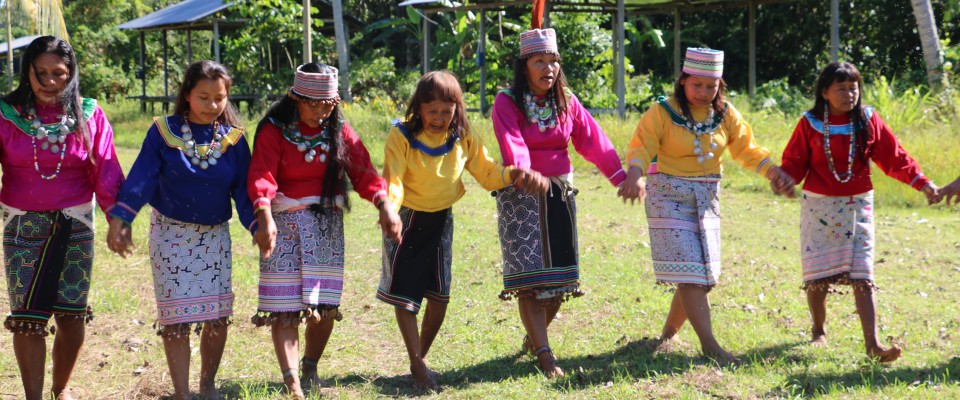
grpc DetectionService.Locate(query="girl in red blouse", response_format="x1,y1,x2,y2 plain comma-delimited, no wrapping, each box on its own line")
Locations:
247,63,401,398
780,62,938,362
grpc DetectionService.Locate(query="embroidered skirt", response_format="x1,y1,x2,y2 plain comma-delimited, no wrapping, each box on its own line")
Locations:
644,173,722,289
253,208,345,326
495,178,582,301
149,211,233,334
800,191,875,290
377,207,453,314
3,209,94,336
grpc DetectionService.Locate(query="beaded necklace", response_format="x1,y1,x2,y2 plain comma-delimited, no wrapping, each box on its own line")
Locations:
822,110,857,183
178,113,224,170
24,106,76,180
273,116,331,163
658,97,724,164
524,92,557,132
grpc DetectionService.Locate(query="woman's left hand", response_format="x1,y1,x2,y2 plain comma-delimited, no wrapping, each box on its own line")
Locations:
511,168,549,195
765,166,797,198
921,182,941,205
379,201,403,242
107,218,134,258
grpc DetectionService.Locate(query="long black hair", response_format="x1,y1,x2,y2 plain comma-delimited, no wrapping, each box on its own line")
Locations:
2,36,91,157
510,53,569,125
810,62,869,163
256,62,351,211
672,71,729,123
174,60,243,128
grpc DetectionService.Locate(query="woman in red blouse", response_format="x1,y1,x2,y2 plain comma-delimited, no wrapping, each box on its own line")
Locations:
247,63,400,398
779,62,938,363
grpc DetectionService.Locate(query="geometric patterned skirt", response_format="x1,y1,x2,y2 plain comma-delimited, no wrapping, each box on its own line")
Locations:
252,207,345,327
3,209,94,336
495,178,582,302
149,210,233,336
644,173,723,290
800,190,875,291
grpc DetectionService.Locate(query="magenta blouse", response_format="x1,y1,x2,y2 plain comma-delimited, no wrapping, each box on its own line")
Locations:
491,91,625,186
0,100,124,213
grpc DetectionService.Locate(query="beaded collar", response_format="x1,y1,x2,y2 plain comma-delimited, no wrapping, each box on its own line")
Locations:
269,116,332,163
393,118,460,157
803,107,874,183
658,96,726,164
154,115,244,169
0,99,96,179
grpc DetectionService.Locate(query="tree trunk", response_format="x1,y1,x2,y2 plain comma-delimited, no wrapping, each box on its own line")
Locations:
910,0,947,90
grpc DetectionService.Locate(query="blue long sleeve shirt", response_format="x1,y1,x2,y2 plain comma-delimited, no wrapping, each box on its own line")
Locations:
110,115,257,233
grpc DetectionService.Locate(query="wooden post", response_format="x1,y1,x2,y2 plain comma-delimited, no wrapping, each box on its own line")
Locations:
748,0,756,98
673,8,681,78
187,29,192,64
616,0,626,118
213,20,221,64
303,0,312,63
6,4,13,92
830,0,839,61
422,13,431,74
479,10,487,114
333,0,351,101
139,31,146,112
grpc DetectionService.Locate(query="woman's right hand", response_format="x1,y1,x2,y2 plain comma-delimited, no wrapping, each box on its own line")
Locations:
107,218,134,258
255,210,277,259
617,166,646,205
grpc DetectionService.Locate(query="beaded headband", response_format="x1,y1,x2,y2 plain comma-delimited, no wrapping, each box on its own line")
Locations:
290,64,340,101
682,47,724,78
519,28,558,58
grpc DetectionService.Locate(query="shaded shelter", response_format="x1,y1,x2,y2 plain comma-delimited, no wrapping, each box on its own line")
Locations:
0,35,41,75
402,0,834,117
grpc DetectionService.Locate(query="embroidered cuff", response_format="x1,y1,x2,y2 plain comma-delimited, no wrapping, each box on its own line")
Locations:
911,174,931,191
628,158,646,169
372,190,388,209
502,166,516,185
253,197,272,213
608,168,627,187
755,158,773,176
108,202,138,226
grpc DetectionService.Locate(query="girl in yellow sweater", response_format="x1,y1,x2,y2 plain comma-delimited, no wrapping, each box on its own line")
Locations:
379,71,546,390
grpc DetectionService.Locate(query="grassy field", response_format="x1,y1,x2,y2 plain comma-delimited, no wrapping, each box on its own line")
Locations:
1,99,959,399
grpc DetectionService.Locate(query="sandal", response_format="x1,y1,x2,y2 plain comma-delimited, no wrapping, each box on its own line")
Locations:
534,346,564,378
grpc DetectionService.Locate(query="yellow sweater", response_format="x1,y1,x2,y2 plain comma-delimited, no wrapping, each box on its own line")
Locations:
627,98,773,177
383,126,513,212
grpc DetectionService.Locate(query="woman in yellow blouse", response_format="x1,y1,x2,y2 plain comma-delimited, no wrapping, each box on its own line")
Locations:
619,48,794,364
378,70,547,390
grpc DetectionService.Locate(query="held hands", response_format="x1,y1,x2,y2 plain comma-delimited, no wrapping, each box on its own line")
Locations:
766,166,797,198
106,218,134,258
378,201,403,242
254,210,277,259
510,168,550,195
617,166,646,205
921,182,942,205
932,176,960,206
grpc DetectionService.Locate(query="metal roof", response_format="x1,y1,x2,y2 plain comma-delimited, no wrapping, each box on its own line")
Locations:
117,0,233,30
401,0,794,14
0,35,42,55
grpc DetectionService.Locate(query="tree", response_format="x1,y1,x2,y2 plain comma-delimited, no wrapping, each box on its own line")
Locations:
5,0,69,90
911,0,948,90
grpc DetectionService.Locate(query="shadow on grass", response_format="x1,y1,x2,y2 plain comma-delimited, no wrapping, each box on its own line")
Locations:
218,379,287,399
773,355,960,398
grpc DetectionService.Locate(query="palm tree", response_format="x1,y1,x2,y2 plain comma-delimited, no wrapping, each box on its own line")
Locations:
910,0,947,90
5,0,69,90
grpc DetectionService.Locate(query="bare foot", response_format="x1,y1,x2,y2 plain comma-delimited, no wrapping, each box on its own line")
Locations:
301,371,327,391
535,348,564,378
810,334,828,347
703,347,743,366
867,345,903,363
199,383,224,400
284,375,305,399
410,359,438,391
53,388,76,400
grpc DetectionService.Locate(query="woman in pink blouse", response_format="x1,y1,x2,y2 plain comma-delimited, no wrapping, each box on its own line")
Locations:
0,36,124,400
491,26,625,377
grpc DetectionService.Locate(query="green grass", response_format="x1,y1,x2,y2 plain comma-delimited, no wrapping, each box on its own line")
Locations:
1,99,959,399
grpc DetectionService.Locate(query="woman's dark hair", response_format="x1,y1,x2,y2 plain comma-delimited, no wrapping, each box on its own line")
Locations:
510,53,569,124
2,36,91,157
672,71,728,123
810,61,869,163
256,62,352,211
402,70,469,137
174,60,242,128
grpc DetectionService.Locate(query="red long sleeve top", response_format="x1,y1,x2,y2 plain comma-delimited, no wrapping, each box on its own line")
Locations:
780,107,930,196
248,120,387,212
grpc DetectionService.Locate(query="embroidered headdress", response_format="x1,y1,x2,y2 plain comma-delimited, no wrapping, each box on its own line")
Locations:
682,47,724,78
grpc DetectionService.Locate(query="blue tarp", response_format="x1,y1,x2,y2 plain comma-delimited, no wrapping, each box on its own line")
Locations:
0,35,42,55
118,0,233,30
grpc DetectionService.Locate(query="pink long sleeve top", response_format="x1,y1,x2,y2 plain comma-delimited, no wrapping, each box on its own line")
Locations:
0,99,124,213
491,91,626,186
